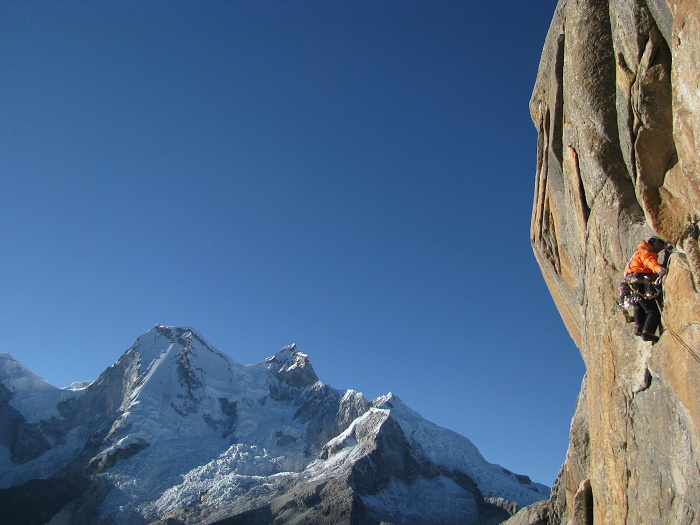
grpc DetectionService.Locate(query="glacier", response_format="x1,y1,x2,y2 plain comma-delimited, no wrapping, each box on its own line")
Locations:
0,325,548,524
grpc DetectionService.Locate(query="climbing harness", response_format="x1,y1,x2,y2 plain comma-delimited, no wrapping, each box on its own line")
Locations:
618,274,663,322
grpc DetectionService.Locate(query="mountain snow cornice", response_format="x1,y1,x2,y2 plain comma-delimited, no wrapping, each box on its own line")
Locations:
0,325,548,524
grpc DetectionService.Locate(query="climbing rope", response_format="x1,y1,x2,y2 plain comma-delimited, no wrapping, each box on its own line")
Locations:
656,238,700,379
660,217,700,378
657,302,700,379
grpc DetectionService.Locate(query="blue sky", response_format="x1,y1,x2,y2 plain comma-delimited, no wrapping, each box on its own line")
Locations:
0,0,582,486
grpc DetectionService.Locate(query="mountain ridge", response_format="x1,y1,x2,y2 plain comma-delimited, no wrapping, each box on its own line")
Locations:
0,325,548,524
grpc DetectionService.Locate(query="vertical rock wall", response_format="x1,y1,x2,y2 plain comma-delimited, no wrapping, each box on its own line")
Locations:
525,1,700,524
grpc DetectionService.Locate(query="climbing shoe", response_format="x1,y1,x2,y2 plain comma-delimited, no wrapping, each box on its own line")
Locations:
634,326,642,337
641,332,659,343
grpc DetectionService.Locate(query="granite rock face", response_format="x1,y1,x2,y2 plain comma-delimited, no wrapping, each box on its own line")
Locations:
519,1,700,524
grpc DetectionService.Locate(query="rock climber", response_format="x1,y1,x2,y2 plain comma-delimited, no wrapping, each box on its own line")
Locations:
624,237,668,342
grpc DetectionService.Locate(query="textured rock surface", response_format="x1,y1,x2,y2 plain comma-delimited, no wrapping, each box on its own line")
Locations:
521,0,700,523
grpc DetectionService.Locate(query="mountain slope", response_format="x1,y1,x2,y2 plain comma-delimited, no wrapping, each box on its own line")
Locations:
0,325,548,524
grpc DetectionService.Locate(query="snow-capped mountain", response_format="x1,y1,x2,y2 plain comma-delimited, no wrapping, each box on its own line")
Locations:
0,325,548,524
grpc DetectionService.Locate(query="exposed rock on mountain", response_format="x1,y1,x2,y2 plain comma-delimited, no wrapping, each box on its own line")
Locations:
517,0,700,523
0,325,548,524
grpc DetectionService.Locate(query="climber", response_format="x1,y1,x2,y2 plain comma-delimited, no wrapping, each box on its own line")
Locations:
624,237,668,342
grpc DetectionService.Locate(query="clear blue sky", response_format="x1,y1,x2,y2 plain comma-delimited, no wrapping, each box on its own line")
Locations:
0,1,582,486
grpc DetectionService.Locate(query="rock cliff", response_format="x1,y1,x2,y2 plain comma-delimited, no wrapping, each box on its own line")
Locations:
511,1,700,524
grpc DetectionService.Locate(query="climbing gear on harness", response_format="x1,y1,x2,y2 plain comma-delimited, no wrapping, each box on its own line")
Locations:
618,280,636,323
618,273,663,322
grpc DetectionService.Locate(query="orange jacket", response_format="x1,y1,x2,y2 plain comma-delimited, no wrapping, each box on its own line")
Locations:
625,241,664,275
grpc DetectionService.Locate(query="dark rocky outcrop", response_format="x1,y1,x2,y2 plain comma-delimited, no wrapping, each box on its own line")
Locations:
0,384,53,464
0,476,90,525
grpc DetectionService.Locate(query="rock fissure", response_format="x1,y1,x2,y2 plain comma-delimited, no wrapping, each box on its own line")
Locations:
510,1,700,524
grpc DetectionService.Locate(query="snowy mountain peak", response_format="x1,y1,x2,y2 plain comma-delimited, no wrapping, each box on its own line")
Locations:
372,391,400,409
266,344,319,389
372,392,424,421
0,329,550,525
130,325,239,376
0,353,45,387
150,325,221,355
0,354,43,397
266,342,299,364
65,380,93,391
0,353,79,423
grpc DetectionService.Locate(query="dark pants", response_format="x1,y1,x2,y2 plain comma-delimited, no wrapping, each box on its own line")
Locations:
634,298,661,335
